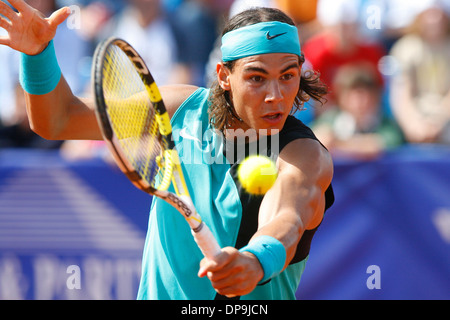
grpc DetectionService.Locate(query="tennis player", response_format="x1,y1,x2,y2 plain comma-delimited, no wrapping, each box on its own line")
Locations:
0,0,334,300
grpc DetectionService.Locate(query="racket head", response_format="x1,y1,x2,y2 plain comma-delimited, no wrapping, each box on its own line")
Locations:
92,37,170,194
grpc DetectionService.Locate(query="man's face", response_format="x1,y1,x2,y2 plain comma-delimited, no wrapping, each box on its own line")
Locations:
219,53,301,135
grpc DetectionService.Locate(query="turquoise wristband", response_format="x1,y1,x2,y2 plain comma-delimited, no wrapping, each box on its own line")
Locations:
19,40,62,95
239,235,286,284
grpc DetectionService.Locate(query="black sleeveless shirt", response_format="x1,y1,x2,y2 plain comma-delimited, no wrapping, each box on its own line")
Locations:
224,116,335,263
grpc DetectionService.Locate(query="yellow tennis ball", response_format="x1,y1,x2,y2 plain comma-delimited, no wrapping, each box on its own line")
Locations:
238,155,278,195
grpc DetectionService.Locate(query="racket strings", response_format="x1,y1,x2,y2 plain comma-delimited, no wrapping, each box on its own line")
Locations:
102,45,164,187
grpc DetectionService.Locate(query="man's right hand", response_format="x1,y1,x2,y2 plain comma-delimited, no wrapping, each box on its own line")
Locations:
0,0,70,55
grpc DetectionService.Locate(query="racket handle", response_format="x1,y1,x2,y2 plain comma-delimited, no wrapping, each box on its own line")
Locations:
176,194,222,258
192,223,222,259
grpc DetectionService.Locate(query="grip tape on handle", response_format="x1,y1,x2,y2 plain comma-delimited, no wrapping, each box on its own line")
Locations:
192,224,221,259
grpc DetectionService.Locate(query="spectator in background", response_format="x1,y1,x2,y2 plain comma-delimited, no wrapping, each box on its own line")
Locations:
389,2,450,144
229,0,276,17
302,0,386,110
276,0,318,24
170,0,223,86
275,0,320,42
161,0,184,13
98,0,181,85
312,64,404,160
73,1,115,45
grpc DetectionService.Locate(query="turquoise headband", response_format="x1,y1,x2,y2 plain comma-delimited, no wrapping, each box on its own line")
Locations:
221,21,301,62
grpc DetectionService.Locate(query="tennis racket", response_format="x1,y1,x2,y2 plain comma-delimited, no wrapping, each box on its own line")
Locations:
92,37,221,259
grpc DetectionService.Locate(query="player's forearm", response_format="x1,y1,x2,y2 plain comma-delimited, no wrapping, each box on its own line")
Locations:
20,40,101,141
254,176,317,262
237,215,299,286
25,75,102,141
251,149,330,274
253,207,305,267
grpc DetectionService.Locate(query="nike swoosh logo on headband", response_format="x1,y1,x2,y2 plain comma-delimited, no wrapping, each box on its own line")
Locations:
266,31,287,40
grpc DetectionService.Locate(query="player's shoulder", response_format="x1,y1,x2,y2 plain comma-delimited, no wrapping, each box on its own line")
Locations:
282,137,330,163
279,136,333,185
160,85,200,118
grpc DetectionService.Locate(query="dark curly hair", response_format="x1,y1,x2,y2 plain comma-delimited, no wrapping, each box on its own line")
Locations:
208,7,328,132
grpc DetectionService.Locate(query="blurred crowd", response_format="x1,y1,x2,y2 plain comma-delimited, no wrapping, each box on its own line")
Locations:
0,0,449,161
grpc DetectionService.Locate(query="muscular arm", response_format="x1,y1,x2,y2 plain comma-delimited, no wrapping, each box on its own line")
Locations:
25,78,197,141
199,138,334,297
255,138,333,267
25,75,102,140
